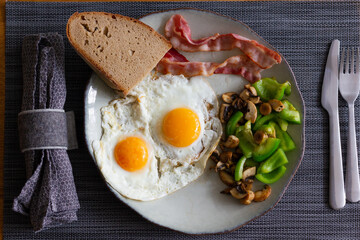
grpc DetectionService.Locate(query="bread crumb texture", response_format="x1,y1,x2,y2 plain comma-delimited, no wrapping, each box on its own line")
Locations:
67,12,172,94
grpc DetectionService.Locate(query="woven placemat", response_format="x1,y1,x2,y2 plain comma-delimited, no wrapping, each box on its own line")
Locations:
5,1,360,239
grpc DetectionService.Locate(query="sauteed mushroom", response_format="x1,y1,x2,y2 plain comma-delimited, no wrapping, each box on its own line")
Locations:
259,102,272,115
254,185,272,202
239,89,251,101
210,149,220,163
223,135,240,148
245,101,257,123
254,130,268,144
220,103,233,123
226,159,234,169
239,179,254,192
269,99,285,112
222,92,238,103
230,188,247,199
215,161,226,172
232,97,246,110
219,170,235,186
249,96,261,104
239,190,255,205
244,84,257,96
242,167,257,180
220,151,233,163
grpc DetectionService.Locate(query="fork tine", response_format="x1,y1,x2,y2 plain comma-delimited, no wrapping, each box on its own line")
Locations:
357,48,360,74
345,48,350,74
340,48,345,74
351,47,355,73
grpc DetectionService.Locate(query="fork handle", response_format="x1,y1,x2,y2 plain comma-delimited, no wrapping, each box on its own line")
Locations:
329,111,346,209
345,103,360,202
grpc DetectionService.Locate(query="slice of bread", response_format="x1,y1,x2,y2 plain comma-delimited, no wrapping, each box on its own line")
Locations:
66,12,172,95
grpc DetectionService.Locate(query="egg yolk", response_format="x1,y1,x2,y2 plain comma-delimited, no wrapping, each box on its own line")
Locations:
114,137,148,172
162,108,201,147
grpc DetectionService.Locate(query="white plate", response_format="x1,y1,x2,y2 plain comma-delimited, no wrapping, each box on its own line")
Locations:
84,9,305,234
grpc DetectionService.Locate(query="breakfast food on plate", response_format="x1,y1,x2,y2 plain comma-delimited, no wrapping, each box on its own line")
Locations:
157,14,282,83
164,15,281,68
157,48,264,82
84,11,294,203
211,77,301,205
152,15,298,205
66,12,172,95
92,74,222,201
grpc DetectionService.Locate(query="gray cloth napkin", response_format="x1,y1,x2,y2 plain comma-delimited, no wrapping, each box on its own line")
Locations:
12,33,80,232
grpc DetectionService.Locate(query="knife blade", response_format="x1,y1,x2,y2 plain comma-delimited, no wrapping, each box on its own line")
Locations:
321,39,346,210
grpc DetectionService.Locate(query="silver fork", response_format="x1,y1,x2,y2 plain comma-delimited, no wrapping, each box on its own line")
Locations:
339,47,360,202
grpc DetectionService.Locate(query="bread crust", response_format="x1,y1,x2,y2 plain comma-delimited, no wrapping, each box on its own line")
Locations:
66,12,172,95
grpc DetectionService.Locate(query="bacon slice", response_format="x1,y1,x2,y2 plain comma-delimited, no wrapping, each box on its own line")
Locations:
157,49,262,83
214,55,262,82
162,48,189,62
165,14,281,69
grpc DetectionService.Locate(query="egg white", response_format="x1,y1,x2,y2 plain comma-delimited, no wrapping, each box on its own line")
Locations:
92,74,222,201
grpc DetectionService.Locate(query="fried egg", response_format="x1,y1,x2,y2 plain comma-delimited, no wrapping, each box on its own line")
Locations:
92,74,222,201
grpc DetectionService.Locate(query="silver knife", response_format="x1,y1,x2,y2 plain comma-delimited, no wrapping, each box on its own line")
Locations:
321,39,346,210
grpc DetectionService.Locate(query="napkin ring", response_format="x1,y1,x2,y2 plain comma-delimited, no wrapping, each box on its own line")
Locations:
18,109,78,152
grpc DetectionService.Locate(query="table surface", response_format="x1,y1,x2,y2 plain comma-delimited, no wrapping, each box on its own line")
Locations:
1,1,5,239
3,1,354,239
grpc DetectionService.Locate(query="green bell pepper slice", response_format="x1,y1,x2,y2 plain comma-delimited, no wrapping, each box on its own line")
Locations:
276,100,301,124
253,115,262,129
256,165,287,184
255,106,263,122
234,120,251,136
257,105,263,119
253,113,276,131
244,159,260,168
234,156,247,181
258,123,276,138
226,111,243,136
244,120,252,130
276,117,288,131
284,84,291,96
237,129,280,161
237,129,256,158
269,121,296,152
252,138,281,162
252,78,291,101
257,148,288,174
235,125,244,136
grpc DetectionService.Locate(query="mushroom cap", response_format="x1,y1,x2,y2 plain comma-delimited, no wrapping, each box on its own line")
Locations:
219,170,235,186
240,89,251,101
220,103,234,123
254,185,272,202
242,166,257,180
244,84,257,96
223,135,240,148
230,188,248,199
222,92,238,103
269,99,285,112
260,102,272,115
245,101,257,123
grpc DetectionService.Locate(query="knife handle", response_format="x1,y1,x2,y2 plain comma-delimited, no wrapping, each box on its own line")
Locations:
329,111,346,209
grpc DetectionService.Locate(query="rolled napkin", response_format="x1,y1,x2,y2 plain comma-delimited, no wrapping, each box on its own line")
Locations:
13,33,80,232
